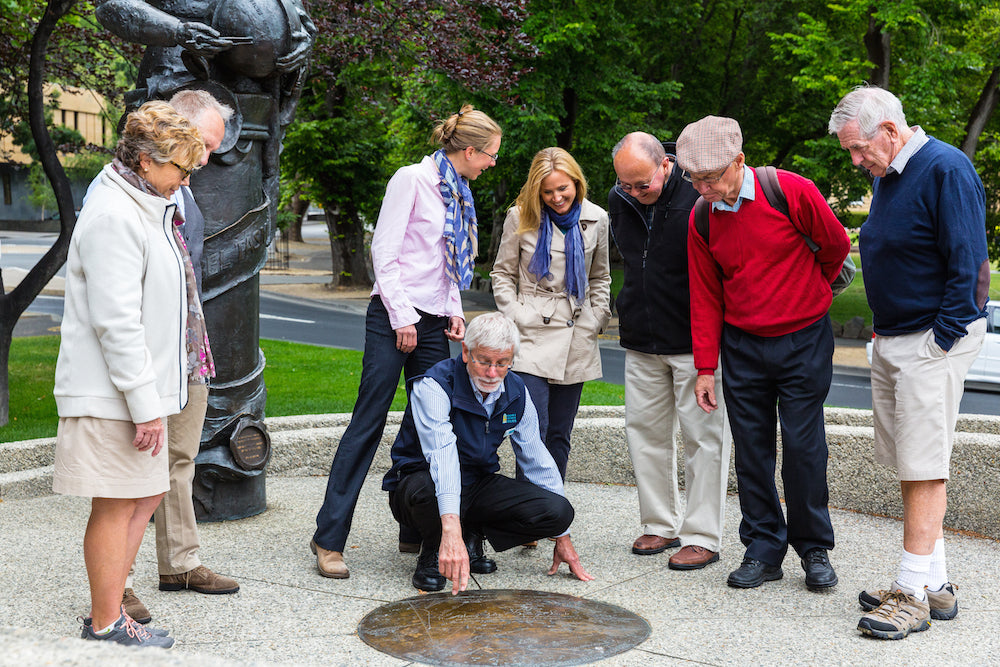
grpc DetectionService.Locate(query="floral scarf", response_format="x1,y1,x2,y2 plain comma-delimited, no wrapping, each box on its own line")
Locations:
112,159,215,383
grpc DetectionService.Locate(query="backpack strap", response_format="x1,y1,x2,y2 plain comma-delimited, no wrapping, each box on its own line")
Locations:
694,196,710,244
754,165,820,252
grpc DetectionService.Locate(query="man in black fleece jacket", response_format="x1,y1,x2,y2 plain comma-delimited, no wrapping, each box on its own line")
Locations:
608,132,731,570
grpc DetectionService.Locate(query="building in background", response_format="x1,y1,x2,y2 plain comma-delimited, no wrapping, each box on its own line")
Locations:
0,85,111,230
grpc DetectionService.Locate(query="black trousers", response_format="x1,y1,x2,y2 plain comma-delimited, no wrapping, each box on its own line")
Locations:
313,297,449,551
721,316,835,566
389,470,574,552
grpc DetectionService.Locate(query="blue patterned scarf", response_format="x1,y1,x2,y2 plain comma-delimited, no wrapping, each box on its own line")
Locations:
527,200,587,302
433,149,477,289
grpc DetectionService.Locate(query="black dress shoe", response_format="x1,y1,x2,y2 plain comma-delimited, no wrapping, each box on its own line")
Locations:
801,548,838,590
412,548,446,592
466,533,497,574
727,557,784,588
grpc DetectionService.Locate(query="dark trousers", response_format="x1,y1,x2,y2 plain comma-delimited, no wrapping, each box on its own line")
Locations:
313,297,449,551
389,470,574,552
721,316,835,566
518,373,583,481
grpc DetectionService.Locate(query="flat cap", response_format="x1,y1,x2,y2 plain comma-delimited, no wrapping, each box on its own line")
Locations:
676,116,743,174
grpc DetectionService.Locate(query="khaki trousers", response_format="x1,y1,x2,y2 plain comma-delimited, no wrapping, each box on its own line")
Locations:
624,350,731,552
153,383,208,575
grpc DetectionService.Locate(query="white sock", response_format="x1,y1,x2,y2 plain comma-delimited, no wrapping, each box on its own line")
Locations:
95,615,122,635
896,549,930,601
927,538,948,591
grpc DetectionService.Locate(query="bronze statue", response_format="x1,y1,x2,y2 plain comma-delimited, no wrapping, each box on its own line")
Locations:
96,0,315,519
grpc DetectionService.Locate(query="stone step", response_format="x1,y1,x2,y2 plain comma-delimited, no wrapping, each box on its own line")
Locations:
4,408,999,539
0,466,53,500
0,437,55,475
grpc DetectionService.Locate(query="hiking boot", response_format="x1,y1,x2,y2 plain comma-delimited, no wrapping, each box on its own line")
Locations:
860,582,958,620
122,588,150,624
159,565,239,594
857,590,931,640
80,613,174,648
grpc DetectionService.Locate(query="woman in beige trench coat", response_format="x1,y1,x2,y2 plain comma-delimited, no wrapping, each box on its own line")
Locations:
491,147,612,480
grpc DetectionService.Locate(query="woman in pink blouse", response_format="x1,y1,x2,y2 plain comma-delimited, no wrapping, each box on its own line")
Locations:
311,105,502,579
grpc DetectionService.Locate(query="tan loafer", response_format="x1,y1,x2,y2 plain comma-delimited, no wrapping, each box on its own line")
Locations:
310,540,349,579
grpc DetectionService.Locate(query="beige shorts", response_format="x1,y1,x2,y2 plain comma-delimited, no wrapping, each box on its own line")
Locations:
53,416,170,498
870,318,985,481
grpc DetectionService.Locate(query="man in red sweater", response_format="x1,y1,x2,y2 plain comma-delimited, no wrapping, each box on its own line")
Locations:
678,116,850,591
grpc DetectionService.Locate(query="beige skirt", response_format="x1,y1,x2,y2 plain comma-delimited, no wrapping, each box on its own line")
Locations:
53,416,170,498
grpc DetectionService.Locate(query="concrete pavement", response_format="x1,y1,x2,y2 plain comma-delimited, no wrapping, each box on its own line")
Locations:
3,471,1000,666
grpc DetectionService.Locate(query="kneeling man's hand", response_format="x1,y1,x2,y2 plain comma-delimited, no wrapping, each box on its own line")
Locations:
439,515,470,595
548,535,595,582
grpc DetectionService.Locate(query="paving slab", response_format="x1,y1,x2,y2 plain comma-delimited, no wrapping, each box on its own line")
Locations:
1,474,998,666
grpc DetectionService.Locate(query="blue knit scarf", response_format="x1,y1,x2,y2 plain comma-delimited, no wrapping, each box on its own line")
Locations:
528,200,587,302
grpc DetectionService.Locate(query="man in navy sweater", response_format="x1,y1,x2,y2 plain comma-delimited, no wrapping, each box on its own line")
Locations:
383,312,593,594
830,86,988,641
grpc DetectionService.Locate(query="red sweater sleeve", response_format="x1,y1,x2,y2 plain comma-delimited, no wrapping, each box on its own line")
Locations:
687,207,725,374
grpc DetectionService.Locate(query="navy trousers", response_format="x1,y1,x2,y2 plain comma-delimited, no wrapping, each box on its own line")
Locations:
721,316,835,566
518,373,583,481
389,470,574,552
313,297,449,552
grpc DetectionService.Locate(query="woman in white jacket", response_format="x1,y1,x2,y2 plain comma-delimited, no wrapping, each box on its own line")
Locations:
491,148,612,481
53,102,205,648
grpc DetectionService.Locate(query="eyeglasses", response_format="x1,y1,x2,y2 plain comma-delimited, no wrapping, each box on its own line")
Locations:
169,161,197,179
616,162,662,194
476,147,499,162
682,162,731,185
469,355,513,370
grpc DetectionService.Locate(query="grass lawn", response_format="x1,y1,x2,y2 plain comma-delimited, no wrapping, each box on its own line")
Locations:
0,337,625,443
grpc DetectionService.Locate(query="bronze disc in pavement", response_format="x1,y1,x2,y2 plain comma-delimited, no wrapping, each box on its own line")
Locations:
357,588,650,666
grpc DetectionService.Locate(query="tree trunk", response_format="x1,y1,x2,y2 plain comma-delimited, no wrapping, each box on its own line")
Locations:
0,0,78,425
864,11,891,89
324,205,372,287
961,65,1000,161
287,190,308,242
486,177,510,266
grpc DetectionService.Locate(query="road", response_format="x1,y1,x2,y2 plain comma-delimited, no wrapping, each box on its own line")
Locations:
8,230,998,414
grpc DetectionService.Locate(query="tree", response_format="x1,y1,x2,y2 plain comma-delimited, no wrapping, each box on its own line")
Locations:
0,0,82,424
282,0,536,287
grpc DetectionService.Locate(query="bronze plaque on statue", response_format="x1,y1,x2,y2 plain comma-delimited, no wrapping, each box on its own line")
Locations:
228,417,271,471
358,589,650,666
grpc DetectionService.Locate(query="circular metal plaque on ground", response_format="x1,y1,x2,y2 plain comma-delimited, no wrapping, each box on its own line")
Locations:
358,589,650,666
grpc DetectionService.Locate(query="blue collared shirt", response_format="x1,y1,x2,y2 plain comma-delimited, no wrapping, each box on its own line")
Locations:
886,126,928,176
712,164,756,213
410,374,567,535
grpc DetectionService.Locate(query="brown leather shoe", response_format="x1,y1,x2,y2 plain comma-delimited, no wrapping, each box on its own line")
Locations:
122,588,151,624
310,540,349,579
159,564,240,593
668,545,720,570
632,534,680,555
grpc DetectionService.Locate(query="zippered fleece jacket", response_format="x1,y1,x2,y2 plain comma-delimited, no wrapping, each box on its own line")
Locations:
608,149,700,355
55,163,188,424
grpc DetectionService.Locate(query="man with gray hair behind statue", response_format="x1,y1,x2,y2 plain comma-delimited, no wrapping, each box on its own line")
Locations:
382,312,594,595
829,85,988,641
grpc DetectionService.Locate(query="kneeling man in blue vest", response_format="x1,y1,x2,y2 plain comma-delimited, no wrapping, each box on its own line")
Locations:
382,311,594,594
